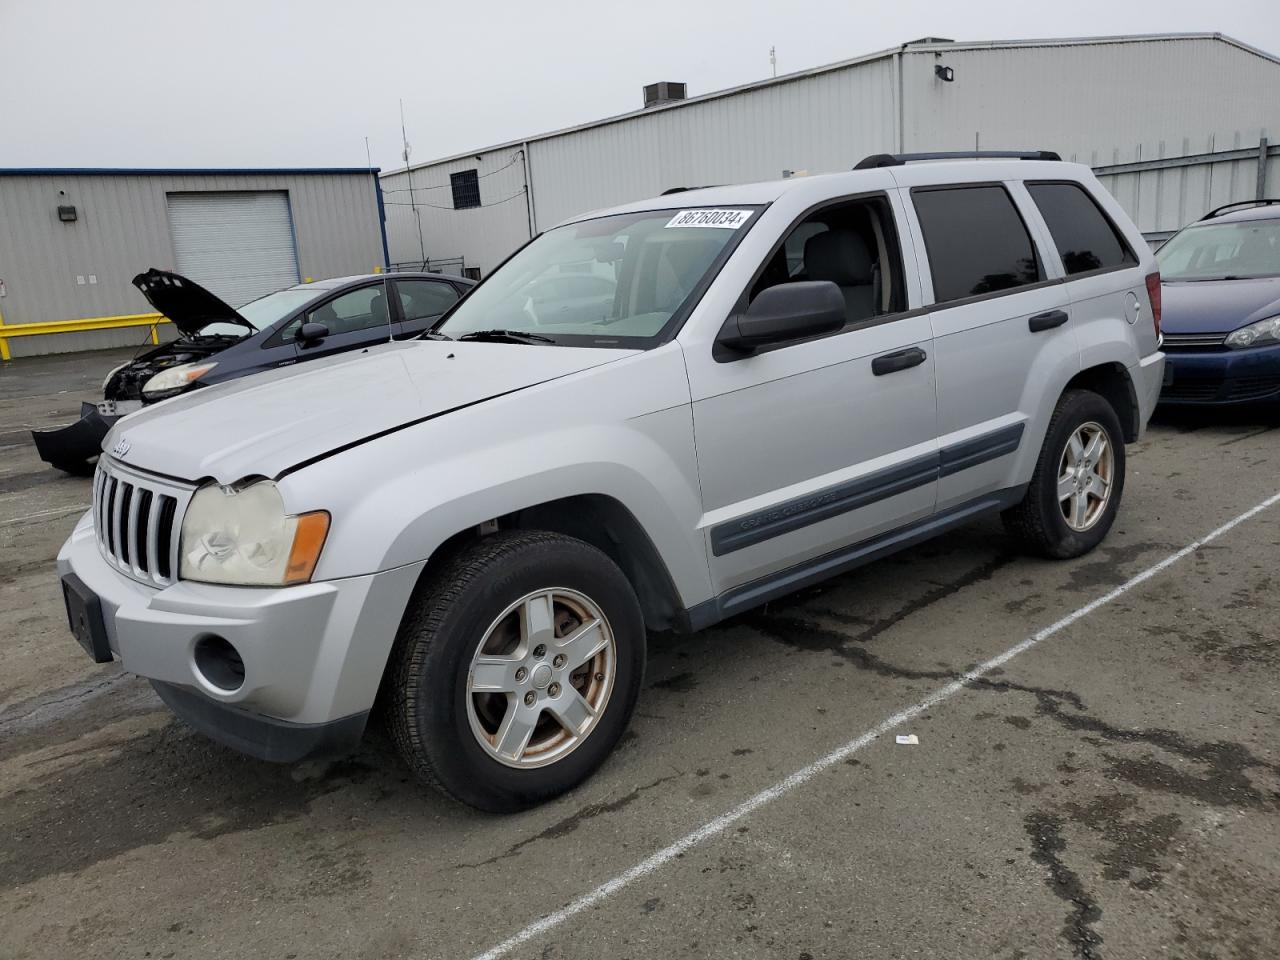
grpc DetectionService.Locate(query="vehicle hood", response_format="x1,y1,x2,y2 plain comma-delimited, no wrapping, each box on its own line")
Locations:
132,268,255,335
1161,277,1280,334
103,340,636,484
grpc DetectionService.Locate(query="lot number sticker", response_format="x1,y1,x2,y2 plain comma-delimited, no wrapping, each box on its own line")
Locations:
666,208,753,229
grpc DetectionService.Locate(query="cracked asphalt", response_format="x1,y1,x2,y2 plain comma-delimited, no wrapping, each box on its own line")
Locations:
2,348,1279,960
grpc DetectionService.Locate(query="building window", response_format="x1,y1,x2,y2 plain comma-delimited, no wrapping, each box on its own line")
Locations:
451,170,480,210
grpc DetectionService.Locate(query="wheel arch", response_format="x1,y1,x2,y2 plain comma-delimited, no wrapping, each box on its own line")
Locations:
1064,362,1140,442
401,493,689,636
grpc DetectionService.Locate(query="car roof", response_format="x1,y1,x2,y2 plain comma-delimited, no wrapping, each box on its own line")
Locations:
290,272,473,291
1200,206,1280,225
559,159,1095,226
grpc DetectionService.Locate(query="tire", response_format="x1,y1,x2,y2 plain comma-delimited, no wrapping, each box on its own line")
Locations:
1002,389,1126,559
387,531,645,812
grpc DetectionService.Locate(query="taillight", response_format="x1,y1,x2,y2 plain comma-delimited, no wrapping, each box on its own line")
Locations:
1145,271,1162,338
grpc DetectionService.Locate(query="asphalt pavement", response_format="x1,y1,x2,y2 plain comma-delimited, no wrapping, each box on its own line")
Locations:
1,348,1278,960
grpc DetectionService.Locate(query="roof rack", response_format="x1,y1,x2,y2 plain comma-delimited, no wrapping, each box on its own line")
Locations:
853,150,1062,169
660,185,719,195
1200,199,1280,220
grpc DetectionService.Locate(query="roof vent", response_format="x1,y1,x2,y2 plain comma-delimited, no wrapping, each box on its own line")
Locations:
643,82,687,109
905,36,954,45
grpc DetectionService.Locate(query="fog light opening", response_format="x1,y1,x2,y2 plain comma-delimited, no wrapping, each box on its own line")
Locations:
194,635,245,692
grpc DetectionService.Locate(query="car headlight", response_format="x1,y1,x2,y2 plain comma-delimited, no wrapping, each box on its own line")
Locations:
1225,315,1280,349
142,361,217,399
101,360,132,391
179,480,329,586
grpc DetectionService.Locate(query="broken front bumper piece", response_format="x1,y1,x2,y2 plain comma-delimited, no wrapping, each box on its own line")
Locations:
32,400,141,474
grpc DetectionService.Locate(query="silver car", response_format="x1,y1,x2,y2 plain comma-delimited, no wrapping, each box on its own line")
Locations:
58,152,1164,811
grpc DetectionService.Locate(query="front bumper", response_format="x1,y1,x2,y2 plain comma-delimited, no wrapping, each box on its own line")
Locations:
1159,341,1280,405
57,511,424,761
32,401,134,473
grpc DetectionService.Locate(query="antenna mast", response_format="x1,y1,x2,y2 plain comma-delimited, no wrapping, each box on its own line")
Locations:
400,98,427,265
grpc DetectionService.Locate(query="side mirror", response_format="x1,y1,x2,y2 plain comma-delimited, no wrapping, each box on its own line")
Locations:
296,321,329,345
718,281,846,353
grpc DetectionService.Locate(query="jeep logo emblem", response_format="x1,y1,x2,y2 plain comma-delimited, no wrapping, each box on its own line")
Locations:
112,437,131,458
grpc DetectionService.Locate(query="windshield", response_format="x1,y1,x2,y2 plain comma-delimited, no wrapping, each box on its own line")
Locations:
435,207,759,346
196,288,319,336
1157,218,1280,280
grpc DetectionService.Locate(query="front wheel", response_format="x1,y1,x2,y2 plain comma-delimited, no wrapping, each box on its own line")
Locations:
386,531,645,812
1002,389,1126,559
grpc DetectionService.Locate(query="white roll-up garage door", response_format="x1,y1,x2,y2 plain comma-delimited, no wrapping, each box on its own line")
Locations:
166,191,301,307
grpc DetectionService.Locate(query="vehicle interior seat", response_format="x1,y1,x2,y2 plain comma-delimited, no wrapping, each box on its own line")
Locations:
367,291,389,331
803,229,876,322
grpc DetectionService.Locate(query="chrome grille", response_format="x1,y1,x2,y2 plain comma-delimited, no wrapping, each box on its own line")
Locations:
93,458,193,587
1162,332,1228,350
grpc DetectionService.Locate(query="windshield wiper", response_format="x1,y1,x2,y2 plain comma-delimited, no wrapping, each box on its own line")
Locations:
456,329,555,344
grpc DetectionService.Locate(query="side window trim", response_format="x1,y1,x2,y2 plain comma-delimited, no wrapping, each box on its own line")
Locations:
908,181,1049,310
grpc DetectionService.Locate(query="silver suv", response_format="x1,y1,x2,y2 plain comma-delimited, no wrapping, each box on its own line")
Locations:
58,152,1165,811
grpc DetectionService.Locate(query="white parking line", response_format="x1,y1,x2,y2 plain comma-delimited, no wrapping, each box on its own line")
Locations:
469,489,1280,960
0,504,89,527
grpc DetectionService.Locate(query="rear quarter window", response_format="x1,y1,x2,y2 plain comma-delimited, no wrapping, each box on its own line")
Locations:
912,185,1042,304
1027,181,1136,275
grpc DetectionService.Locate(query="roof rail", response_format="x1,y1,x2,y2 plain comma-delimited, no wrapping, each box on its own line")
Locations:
1200,199,1280,220
660,185,719,195
854,150,1062,169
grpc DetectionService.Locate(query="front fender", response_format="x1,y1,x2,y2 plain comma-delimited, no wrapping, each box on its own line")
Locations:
279,346,712,610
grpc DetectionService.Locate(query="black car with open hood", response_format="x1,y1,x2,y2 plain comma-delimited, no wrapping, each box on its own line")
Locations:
32,268,475,473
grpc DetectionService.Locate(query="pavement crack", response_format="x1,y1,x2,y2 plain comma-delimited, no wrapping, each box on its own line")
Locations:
1024,812,1104,959
1028,690,1280,808
455,773,680,869
775,552,1020,645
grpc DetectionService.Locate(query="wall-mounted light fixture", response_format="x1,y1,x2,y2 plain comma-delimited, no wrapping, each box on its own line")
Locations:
57,205,78,222
935,64,955,82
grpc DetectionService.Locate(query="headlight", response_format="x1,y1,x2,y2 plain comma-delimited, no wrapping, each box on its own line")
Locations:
1225,315,1280,349
179,480,329,586
142,361,217,399
101,360,132,391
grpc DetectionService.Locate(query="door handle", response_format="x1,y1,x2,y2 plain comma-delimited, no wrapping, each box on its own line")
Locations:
871,346,927,376
1028,309,1069,333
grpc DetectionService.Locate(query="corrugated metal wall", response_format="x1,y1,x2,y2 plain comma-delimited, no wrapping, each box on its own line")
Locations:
1096,141,1279,240
384,34,1279,274
0,171,385,357
900,37,1278,164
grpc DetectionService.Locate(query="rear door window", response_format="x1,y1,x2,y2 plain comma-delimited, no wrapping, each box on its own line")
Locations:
1027,182,1136,275
393,279,460,322
912,185,1042,304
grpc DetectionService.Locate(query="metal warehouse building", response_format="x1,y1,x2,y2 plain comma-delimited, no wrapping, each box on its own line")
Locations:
0,168,388,357
381,32,1280,275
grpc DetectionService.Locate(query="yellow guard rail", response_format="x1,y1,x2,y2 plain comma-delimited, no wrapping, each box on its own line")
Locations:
0,310,170,361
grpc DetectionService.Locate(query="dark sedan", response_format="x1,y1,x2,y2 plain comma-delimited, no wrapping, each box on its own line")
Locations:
34,268,475,472
1156,200,1280,407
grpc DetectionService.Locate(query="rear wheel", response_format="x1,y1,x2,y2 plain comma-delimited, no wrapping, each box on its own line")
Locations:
1003,389,1126,559
387,531,645,812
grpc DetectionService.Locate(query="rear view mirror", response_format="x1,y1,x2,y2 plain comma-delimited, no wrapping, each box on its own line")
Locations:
296,321,329,344
718,281,846,353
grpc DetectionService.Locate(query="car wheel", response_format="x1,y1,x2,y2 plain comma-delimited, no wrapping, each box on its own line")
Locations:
387,530,645,812
1002,389,1126,559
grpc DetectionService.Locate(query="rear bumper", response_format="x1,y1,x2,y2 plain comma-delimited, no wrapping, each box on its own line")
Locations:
1132,351,1165,435
1159,342,1280,405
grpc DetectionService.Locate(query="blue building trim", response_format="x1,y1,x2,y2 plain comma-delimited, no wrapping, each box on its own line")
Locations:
0,167,382,177
373,173,391,270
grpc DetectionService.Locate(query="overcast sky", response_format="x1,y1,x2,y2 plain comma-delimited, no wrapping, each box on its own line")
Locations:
2,0,1277,173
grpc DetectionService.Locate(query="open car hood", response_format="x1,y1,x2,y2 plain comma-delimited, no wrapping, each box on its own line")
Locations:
132,269,255,336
